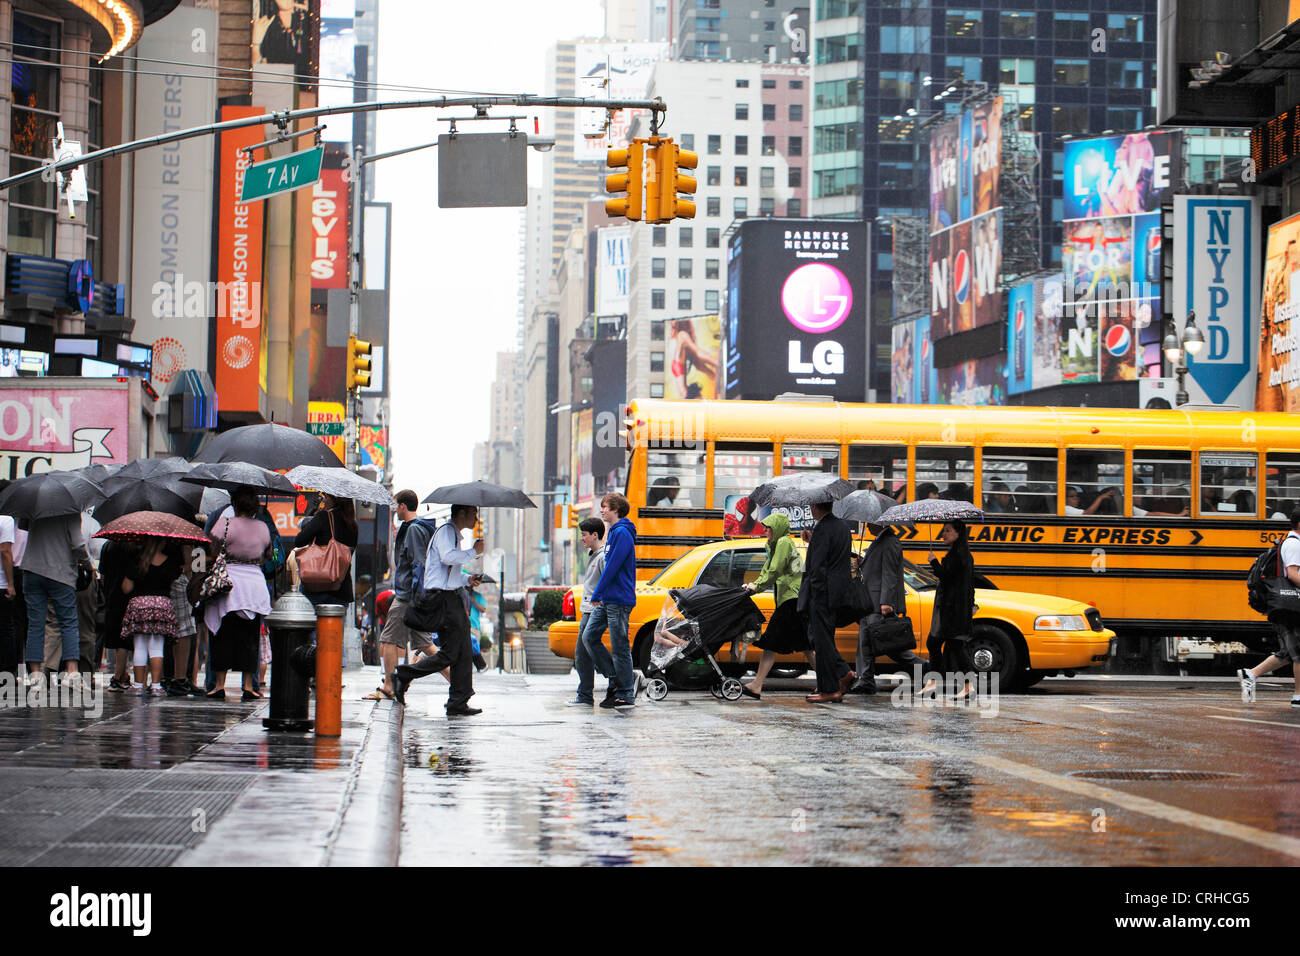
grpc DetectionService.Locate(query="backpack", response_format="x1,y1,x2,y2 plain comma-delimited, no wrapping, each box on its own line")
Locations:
1247,542,1282,615
405,518,443,603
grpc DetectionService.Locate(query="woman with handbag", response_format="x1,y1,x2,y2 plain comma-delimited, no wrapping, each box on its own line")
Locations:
920,520,977,701
203,487,273,701
293,494,359,609
740,513,814,700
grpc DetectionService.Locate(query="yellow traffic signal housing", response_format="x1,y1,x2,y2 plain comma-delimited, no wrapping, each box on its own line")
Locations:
474,518,484,539
553,504,564,530
347,334,372,390
568,508,581,529
605,140,645,221
655,138,698,222
643,139,661,224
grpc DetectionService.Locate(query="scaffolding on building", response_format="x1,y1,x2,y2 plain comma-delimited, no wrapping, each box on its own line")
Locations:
998,88,1042,287
888,214,932,320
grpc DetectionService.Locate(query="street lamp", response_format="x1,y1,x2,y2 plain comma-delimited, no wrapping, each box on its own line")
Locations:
1163,311,1206,406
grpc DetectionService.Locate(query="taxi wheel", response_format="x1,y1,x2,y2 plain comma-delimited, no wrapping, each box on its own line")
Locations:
966,623,1020,691
1020,669,1048,689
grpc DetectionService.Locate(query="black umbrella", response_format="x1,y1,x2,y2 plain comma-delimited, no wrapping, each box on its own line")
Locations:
0,470,107,520
181,461,298,495
833,489,903,525
194,423,343,470
749,474,854,508
878,498,984,525
71,462,123,484
93,476,205,524
423,480,536,509
110,456,193,481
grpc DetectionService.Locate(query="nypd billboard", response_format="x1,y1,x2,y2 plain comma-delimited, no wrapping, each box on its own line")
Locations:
725,219,868,402
1173,196,1261,409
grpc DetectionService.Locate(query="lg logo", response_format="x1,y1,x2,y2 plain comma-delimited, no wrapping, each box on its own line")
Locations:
788,340,844,375
782,262,850,378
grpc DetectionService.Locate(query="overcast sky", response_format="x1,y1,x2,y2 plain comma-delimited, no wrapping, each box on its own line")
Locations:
375,0,603,498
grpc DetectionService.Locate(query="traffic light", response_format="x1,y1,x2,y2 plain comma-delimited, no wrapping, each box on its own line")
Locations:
605,139,646,221
474,517,484,539
654,137,698,222
553,503,563,530
346,334,372,390
568,508,581,529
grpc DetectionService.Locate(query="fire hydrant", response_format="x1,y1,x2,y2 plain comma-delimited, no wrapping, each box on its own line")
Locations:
262,590,318,733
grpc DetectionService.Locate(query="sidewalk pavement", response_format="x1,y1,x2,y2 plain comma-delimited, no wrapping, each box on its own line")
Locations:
0,666,406,867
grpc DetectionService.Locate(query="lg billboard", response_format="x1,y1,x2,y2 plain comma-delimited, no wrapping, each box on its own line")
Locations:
725,220,867,402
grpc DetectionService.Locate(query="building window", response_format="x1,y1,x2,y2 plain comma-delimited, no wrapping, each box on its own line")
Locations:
763,44,774,59
708,134,722,154
762,77,777,90
764,20,775,31
650,352,665,372
1108,13,1142,42
9,11,61,258
680,133,695,151
706,258,719,279
679,258,693,279
734,166,748,186
999,57,1034,86
651,320,665,341
761,135,776,155
813,166,861,199
695,41,720,58
945,9,981,37
735,135,748,155
734,197,748,218
653,226,667,246
879,24,930,54
758,167,775,188
735,103,749,120
759,197,775,216
816,78,862,109
789,136,802,156
707,228,720,248
789,103,803,122
1106,107,1143,131
651,257,666,279
707,165,721,186
707,196,721,217
788,167,802,188
1000,11,1035,39
816,34,860,64
787,198,802,217
1053,59,1089,86
1052,105,1090,133
678,289,692,310
652,289,665,309
680,227,693,247
790,79,803,89
1054,12,1089,41
705,290,719,311
1107,59,1145,89
650,383,665,398
762,102,776,121
945,55,981,83
736,78,750,88
814,123,860,153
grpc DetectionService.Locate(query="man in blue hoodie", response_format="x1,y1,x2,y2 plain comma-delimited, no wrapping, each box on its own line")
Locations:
586,492,639,708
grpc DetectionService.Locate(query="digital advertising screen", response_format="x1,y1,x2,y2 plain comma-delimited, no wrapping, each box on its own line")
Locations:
1063,130,1182,221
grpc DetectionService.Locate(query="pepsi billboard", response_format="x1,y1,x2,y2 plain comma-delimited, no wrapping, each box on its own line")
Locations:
724,219,868,402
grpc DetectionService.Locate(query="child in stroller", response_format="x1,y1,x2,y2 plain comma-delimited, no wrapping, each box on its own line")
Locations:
645,584,764,701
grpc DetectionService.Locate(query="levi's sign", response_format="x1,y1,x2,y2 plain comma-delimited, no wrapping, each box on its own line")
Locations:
240,146,324,202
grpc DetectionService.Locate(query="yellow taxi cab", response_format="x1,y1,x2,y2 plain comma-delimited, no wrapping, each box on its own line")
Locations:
549,538,1114,691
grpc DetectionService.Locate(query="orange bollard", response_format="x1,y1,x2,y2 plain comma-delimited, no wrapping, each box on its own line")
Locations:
314,604,345,737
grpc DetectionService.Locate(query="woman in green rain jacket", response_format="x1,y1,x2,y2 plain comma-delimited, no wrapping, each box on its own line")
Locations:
741,512,815,700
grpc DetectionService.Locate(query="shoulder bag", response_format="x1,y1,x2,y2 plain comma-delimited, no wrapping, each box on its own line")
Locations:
295,511,354,592
867,612,916,657
198,517,234,601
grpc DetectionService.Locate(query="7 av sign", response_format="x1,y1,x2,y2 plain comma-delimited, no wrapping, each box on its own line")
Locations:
240,146,324,202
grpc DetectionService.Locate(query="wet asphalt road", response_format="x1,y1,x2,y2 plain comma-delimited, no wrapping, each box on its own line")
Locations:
397,671,1300,866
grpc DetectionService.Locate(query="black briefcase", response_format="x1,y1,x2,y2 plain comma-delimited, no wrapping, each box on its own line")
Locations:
868,613,916,657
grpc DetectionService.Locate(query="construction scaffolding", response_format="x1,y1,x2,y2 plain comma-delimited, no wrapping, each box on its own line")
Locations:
998,88,1042,287
888,214,932,320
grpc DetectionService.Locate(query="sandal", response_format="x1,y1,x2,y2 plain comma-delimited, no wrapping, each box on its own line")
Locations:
363,687,395,700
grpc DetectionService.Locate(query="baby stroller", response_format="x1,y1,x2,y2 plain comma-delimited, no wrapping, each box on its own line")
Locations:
646,584,765,702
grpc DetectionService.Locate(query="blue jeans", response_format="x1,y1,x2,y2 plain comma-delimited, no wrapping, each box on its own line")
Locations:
24,573,78,666
574,607,616,702
586,603,635,699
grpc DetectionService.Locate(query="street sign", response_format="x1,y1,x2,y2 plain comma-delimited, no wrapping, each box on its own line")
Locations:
306,421,345,436
240,145,324,202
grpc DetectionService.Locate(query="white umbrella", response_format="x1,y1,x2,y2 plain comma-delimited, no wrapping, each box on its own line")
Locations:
287,465,395,507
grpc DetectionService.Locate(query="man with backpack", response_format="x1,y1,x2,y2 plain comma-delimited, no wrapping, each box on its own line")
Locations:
370,490,438,701
1240,509,1300,709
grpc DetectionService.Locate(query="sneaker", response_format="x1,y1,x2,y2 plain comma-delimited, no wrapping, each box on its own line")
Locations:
1237,668,1257,702
150,684,166,696
600,683,618,708
107,677,125,693
566,697,594,707
613,698,635,709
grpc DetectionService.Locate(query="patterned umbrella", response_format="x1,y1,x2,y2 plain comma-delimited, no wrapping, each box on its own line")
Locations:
749,474,854,508
0,470,107,520
287,465,395,507
93,510,209,544
180,461,298,495
878,498,984,525
833,489,904,525
194,423,343,469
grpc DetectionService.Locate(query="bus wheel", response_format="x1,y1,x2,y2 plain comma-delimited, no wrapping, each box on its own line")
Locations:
966,623,1019,691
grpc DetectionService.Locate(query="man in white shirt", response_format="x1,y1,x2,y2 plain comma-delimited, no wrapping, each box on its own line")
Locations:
1239,509,1300,709
390,504,484,715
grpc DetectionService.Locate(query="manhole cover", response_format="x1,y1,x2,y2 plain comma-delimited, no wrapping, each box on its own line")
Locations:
1068,769,1236,781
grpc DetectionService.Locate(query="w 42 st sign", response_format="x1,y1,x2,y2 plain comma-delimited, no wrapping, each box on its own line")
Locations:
240,146,324,202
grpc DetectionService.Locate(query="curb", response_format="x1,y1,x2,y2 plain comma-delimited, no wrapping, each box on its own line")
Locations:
324,698,405,867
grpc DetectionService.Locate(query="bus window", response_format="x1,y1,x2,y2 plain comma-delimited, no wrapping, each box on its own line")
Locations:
712,441,774,515
1199,453,1258,517
915,446,974,503
983,446,1057,515
848,444,907,500
1065,449,1124,516
1265,453,1300,519
646,450,706,508
1132,450,1191,518
782,444,840,475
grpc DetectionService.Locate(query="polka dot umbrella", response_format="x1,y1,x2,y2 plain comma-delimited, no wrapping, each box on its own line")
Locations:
93,510,210,545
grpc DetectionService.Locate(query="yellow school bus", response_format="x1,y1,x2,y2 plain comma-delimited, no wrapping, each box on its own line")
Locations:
620,398,1300,669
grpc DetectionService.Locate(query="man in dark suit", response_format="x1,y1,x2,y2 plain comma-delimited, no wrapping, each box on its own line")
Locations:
851,523,924,694
798,499,855,703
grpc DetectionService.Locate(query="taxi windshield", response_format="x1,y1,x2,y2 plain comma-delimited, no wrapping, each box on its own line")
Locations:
902,557,938,591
